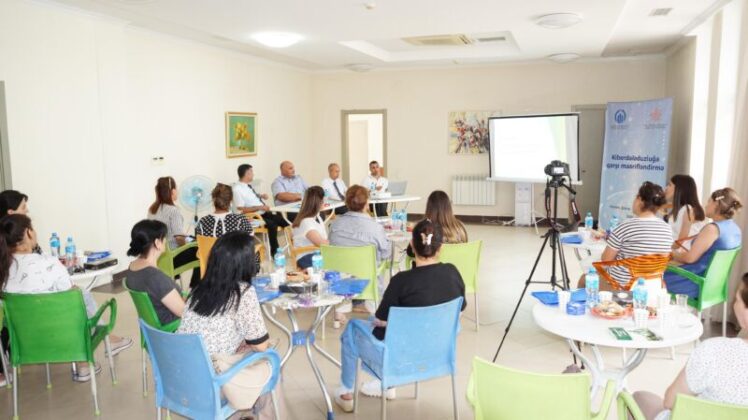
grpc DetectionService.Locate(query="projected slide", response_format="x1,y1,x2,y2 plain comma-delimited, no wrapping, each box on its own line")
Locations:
488,114,579,183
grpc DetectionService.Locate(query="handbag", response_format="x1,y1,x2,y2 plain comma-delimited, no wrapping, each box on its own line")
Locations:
212,352,272,410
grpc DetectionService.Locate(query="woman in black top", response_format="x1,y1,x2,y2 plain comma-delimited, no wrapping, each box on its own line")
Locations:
334,219,466,412
195,183,254,238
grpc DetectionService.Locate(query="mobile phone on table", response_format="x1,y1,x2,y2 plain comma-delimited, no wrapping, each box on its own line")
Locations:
609,327,632,341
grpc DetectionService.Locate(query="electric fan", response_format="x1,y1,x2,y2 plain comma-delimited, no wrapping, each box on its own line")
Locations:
178,175,215,229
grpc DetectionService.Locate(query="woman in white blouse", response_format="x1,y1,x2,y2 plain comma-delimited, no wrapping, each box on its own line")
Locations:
291,186,329,269
664,175,709,250
0,214,132,385
630,272,748,419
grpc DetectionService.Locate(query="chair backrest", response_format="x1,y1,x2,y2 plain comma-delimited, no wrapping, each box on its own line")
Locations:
244,212,268,234
139,321,224,419
157,241,200,278
671,394,748,420
439,241,482,294
468,357,592,420
3,290,91,365
124,278,168,330
380,297,463,388
320,244,379,301
196,235,218,278
699,247,742,308
593,253,671,290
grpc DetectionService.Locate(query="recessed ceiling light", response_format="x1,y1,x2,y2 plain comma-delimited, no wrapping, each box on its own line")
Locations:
536,13,583,29
547,53,581,63
346,63,374,72
251,32,303,48
364,2,377,10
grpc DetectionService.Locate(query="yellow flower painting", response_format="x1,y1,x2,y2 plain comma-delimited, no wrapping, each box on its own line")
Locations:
226,112,257,157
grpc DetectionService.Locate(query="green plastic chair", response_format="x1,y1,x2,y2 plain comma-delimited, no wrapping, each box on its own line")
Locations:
123,278,181,397
321,244,386,306
439,241,482,331
466,357,615,420
666,246,741,336
3,290,118,418
618,391,748,420
157,241,200,288
0,301,11,389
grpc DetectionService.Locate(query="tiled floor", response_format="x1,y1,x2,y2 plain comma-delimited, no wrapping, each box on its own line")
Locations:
0,224,734,419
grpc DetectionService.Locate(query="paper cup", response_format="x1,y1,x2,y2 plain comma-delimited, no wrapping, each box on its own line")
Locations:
634,308,649,329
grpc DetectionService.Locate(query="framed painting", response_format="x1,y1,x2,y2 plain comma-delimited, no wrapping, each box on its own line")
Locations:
226,112,257,157
448,111,500,155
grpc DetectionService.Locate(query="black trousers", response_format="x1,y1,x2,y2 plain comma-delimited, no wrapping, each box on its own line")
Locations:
173,246,201,288
261,212,289,256
369,203,388,217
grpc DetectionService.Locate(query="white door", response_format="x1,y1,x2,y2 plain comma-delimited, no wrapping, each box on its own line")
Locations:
342,110,386,186
573,105,606,219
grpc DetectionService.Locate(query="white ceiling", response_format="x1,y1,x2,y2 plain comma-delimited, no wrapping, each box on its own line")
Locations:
46,0,727,70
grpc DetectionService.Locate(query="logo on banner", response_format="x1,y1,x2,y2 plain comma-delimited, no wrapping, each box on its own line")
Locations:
614,109,627,124
646,107,666,129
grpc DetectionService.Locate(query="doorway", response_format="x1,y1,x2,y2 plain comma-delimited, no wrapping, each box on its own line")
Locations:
0,82,11,190
572,104,606,218
341,110,387,186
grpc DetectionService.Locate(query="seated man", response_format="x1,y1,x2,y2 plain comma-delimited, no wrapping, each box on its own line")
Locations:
271,160,308,221
361,160,388,216
233,164,287,256
321,162,348,215
334,220,466,411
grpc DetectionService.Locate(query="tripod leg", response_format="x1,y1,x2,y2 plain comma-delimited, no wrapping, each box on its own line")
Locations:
555,233,572,290
492,234,551,362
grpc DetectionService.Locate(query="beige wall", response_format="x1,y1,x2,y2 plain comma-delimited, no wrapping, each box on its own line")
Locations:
311,59,668,216
665,37,697,177
0,0,313,257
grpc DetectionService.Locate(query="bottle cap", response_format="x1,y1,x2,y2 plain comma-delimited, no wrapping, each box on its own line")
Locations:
637,278,645,285
67,236,73,240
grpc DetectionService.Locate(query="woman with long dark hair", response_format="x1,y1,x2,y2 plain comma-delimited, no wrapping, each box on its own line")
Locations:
664,175,708,249
177,231,274,416
0,214,133,384
146,176,200,287
291,186,329,269
126,220,185,325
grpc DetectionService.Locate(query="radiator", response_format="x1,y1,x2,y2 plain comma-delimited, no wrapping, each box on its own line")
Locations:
451,175,496,206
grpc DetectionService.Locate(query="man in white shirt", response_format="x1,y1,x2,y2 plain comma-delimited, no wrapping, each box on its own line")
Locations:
322,162,348,214
361,160,388,216
233,164,287,255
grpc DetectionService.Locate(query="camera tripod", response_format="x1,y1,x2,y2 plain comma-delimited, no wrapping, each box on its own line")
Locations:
492,176,577,362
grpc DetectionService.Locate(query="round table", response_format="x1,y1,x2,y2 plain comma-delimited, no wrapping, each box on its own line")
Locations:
385,230,410,277
70,265,117,291
560,232,607,271
260,290,346,420
533,303,703,397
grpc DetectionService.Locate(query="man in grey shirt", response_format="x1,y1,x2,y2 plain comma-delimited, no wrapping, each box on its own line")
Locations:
271,161,309,206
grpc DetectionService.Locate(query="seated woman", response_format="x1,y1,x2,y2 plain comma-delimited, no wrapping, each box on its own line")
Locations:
0,214,133,384
630,272,748,419
406,190,467,261
177,231,274,417
664,175,709,250
579,182,673,290
329,185,392,321
126,220,185,325
334,220,466,411
196,183,253,238
147,176,200,287
0,189,41,254
664,188,742,299
291,186,329,269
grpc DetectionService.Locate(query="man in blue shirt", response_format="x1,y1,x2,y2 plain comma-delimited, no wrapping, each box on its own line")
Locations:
271,160,308,221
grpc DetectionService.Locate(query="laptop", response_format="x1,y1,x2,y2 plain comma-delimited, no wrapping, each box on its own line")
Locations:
388,181,407,196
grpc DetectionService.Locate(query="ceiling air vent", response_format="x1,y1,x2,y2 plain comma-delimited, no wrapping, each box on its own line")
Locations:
402,34,472,47
473,35,507,44
649,8,673,17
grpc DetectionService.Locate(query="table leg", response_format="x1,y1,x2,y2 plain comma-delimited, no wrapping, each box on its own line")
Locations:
565,339,647,399
261,305,295,366
294,306,337,419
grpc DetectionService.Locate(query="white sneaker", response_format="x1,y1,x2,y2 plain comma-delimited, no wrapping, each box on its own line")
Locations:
360,379,396,399
334,387,354,413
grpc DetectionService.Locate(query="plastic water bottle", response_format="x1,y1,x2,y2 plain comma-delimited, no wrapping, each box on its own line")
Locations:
607,215,620,236
311,250,323,274
274,250,286,273
632,278,648,310
585,268,599,309
64,236,76,267
49,233,60,257
584,212,594,230
401,210,407,232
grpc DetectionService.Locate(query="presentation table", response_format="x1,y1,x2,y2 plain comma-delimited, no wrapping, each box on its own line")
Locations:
269,200,346,224
533,303,702,398
369,194,421,218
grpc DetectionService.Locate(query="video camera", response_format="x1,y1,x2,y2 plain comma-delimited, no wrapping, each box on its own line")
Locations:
544,160,570,178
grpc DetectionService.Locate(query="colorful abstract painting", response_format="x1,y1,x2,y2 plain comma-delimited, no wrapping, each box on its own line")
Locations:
448,111,500,155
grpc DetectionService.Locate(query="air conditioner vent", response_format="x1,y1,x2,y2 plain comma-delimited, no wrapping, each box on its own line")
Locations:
649,8,673,17
402,34,472,47
474,36,507,43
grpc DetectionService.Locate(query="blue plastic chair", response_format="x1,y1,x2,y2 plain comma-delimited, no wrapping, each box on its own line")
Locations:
139,320,282,420
351,297,464,420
